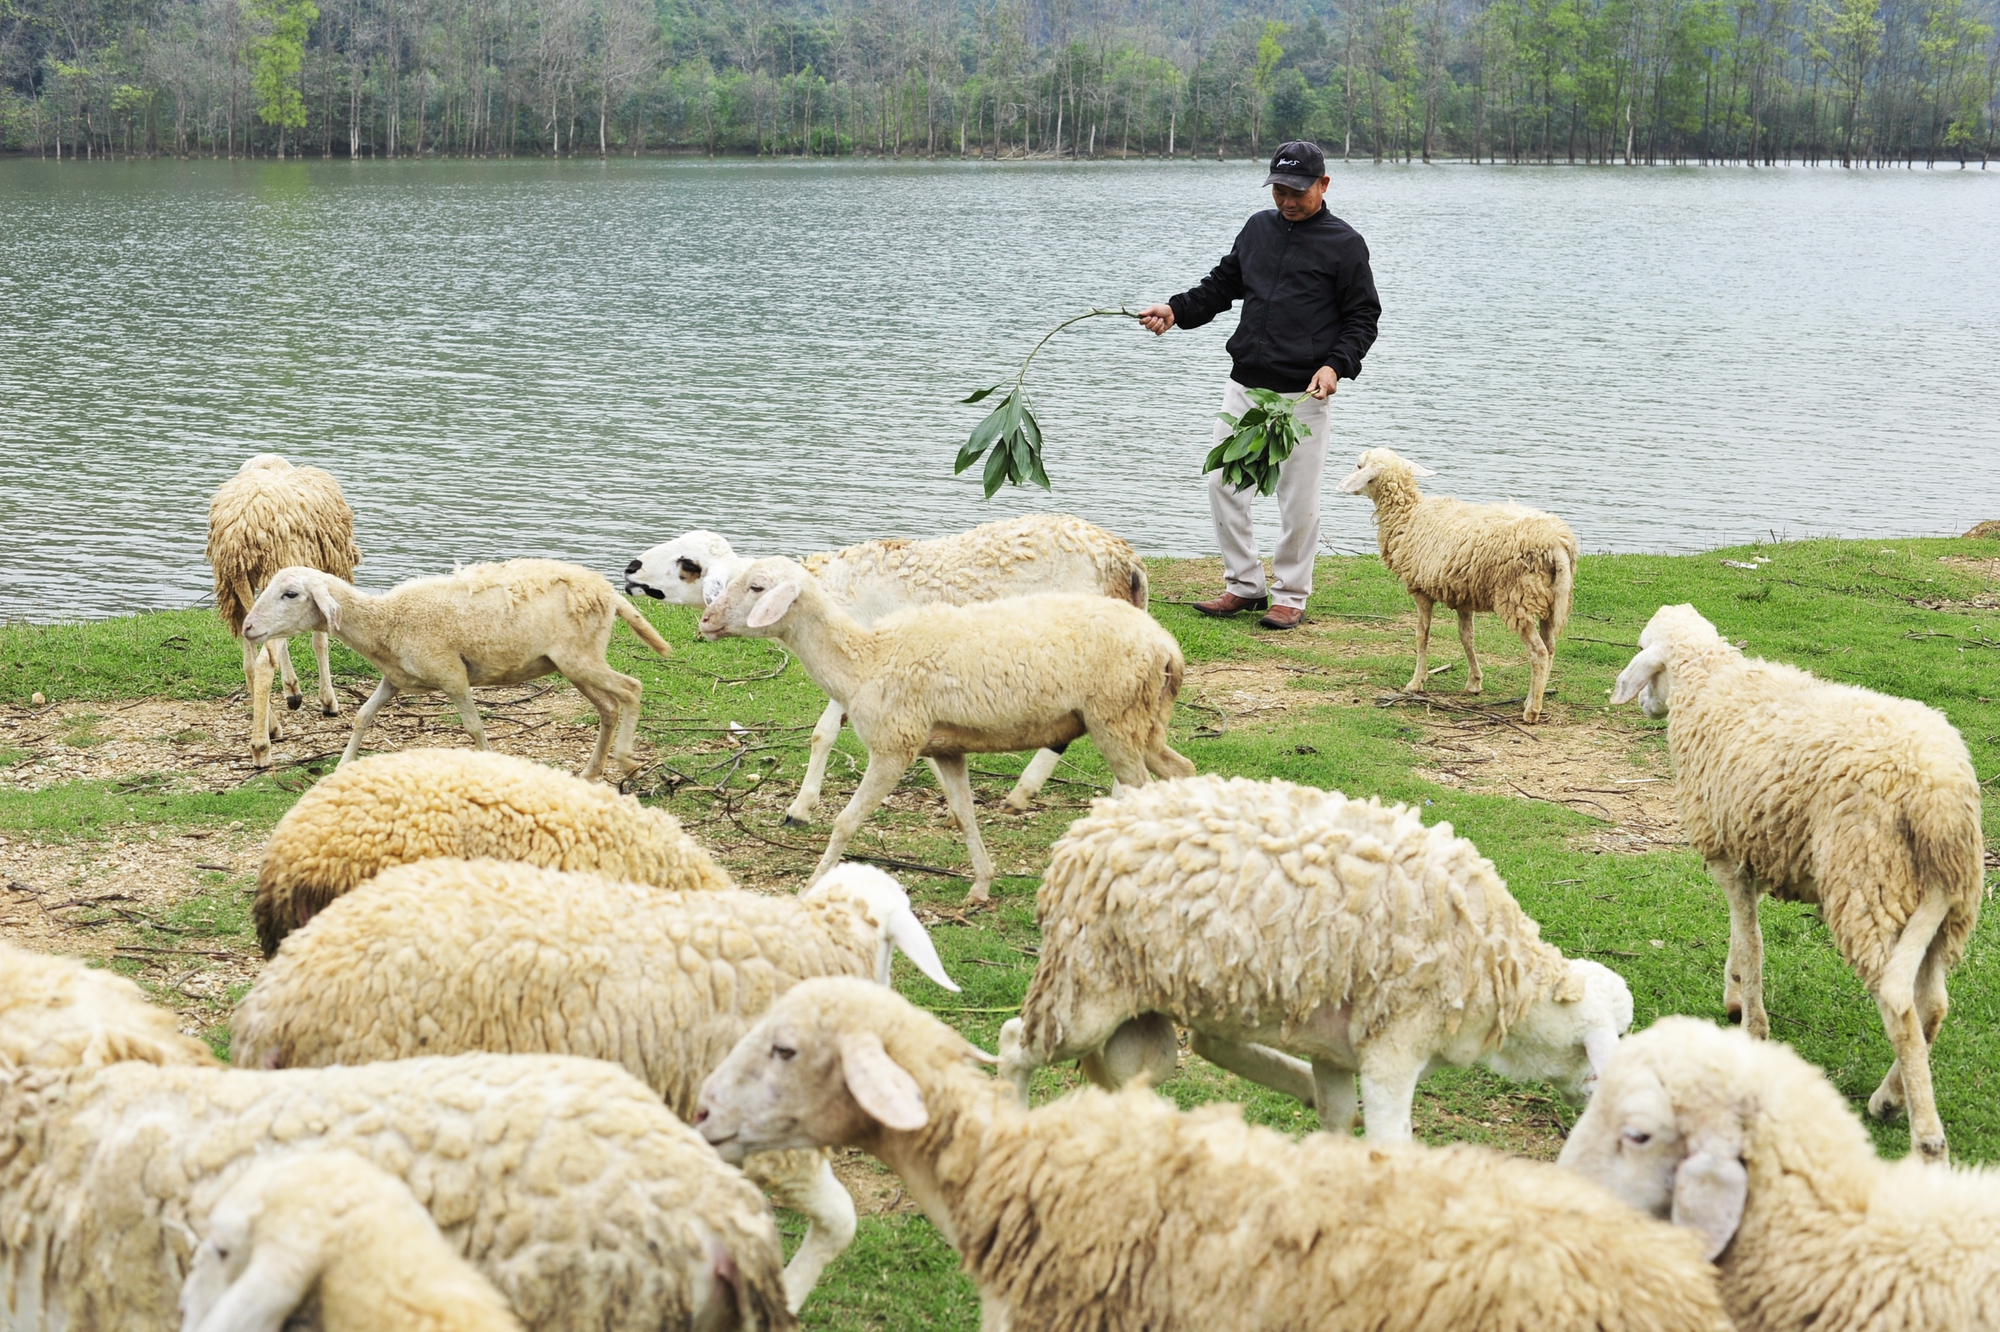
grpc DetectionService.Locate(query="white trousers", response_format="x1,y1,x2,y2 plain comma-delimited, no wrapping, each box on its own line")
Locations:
1206,378,1333,609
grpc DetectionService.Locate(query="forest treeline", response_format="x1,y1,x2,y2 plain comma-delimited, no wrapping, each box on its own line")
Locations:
4,0,1995,166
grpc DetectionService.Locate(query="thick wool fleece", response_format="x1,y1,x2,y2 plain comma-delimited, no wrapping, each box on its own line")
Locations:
801,513,1149,617
252,748,731,955
1564,1019,2000,1332
760,981,1733,1332
0,1052,791,1332
206,454,360,635
1022,776,1578,1056
0,943,217,1070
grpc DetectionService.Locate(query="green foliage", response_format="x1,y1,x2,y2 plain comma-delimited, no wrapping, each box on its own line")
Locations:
1204,388,1309,497
245,0,318,133
955,308,1135,500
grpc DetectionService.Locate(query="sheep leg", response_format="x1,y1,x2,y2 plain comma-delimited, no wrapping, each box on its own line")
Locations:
565,676,621,780
311,631,340,716
1404,595,1434,693
339,678,397,766
1456,610,1482,694
1311,1060,1360,1135
925,758,961,830
996,1018,1041,1103
555,657,646,779
931,754,996,901
1188,1032,1318,1105
1867,891,1953,1161
1514,614,1553,723
786,698,847,826
1357,1049,1423,1142
1077,1014,1178,1091
811,750,914,885
272,637,303,711
244,638,277,767
1714,860,1768,1037
1003,748,1062,811
749,1151,856,1312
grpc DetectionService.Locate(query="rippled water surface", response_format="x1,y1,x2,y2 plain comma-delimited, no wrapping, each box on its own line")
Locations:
3,157,1996,620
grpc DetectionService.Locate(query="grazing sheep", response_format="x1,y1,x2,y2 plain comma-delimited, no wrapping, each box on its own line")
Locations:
0,948,793,1332
205,454,362,766
1558,1017,2000,1332
1610,604,1983,1161
1336,447,1577,722
240,559,671,781
625,515,1150,822
250,747,732,957
996,776,1632,1140
0,942,217,1070
699,558,1192,901
694,978,1733,1332
179,1149,522,1332
232,859,959,1310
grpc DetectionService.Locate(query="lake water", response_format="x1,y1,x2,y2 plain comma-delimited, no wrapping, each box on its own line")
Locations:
3,158,1996,622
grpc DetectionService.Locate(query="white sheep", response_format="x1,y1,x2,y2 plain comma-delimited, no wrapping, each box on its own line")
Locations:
206,453,362,766
0,944,792,1332
179,1149,522,1332
1610,604,1984,1161
625,514,1150,822
1336,447,1577,722
230,859,958,1311
0,940,218,1071
996,775,1632,1140
1558,1016,1999,1331
249,747,733,956
240,559,673,780
698,557,1193,901
693,978,1734,1332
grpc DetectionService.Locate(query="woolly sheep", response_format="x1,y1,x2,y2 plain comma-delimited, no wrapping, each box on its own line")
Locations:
1337,447,1577,722
693,978,1733,1332
1558,1017,2000,1331
0,941,217,1070
0,948,793,1332
231,859,959,1310
996,776,1632,1140
625,514,1150,822
699,557,1193,901
1610,604,1984,1161
206,453,362,767
240,558,672,780
250,747,732,957
179,1149,522,1332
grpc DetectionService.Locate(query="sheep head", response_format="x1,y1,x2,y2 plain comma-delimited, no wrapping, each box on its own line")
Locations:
804,863,960,993
1610,604,1729,719
699,556,813,641
242,568,341,644
1335,448,1435,501
1487,957,1633,1108
624,530,740,606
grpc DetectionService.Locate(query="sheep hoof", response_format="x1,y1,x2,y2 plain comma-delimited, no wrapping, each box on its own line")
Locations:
1003,794,1032,812
1402,680,1427,695
1464,682,1482,695
1867,1084,1906,1120
1521,707,1542,723
321,704,340,718
964,885,992,905
286,692,304,711
782,813,810,829
1916,1134,1948,1163
251,749,273,769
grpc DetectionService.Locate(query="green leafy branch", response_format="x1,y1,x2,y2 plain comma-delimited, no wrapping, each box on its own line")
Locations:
1204,388,1312,497
956,307,1139,499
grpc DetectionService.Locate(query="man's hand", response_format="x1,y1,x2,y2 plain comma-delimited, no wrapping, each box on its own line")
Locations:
1138,303,1175,336
1307,365,1340,399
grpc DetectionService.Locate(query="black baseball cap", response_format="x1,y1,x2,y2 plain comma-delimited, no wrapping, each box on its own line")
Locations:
1262,140,1326,190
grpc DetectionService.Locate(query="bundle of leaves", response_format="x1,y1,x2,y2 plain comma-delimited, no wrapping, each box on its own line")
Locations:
956,307,1134,499
1205,388,1310,496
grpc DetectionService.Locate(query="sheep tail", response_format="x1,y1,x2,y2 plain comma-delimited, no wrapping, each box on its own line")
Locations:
1909,782,1986,971
221,572,258,638
1546,544,1576,644
616,598,674,656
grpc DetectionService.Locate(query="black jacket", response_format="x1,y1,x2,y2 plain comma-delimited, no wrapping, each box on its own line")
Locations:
1168,207,1381,393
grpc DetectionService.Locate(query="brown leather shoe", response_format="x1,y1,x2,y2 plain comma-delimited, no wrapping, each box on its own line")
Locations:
1193,591,1270,617
1258,606,1306,630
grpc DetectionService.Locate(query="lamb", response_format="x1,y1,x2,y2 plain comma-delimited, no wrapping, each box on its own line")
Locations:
699,557,1193,901
0,941,217,1070
205,453,362,766
240,558,672,780
179,1149,523,1332
231,858,959,1310
996,775,1632,1140
0,946,793,1332
249,747,732,956
1558,1017,2000,1332
624,514,1151,822
1336,447,1577,722
693,978,1733,1332
1609,603,1984,1162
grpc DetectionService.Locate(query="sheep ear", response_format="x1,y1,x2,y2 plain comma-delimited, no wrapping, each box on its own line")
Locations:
1610,644,1667,706
838,1031,928,1131
746,580,801,629
1406,461,1437,477
1583,1026,1619,1081
307,578,341,634
1672,1130,1749,1262
887,906,960,993
1335,465,1374,494
187,1246,314,1332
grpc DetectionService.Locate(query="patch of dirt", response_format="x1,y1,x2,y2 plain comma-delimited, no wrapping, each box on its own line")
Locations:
1920,556,2000,610
830,1148,922,1218
1182,657,1324,733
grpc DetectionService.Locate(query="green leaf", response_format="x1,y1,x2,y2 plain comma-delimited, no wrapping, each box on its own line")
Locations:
981,434,1011,499
960,383,1005,405
956,400,1009,474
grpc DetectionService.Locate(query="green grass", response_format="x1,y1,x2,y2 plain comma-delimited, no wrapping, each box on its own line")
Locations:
6,535,1998,1330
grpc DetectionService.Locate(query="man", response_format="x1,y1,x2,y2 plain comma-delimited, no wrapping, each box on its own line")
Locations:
1139,140,1381,631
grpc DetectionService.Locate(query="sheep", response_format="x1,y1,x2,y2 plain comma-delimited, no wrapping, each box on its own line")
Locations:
624,514,1151,822
249,747,732,957
1609,603,1984,1162
698,557,1194,901
1336,447,1577,723
0,947,793,1332
693,977,1733,1332
179,1149,523,1332
240,558,672,781
205,453,362,767
1557,1017,2000,1332
0,941,218,1070
995,775,1632,1141
230,858,959,1310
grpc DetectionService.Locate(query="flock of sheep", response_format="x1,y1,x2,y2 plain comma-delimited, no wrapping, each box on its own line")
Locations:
0,449,1991,1331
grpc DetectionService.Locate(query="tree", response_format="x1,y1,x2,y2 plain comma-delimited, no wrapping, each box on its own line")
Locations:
1249,18,1283,150
245,0,316,153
